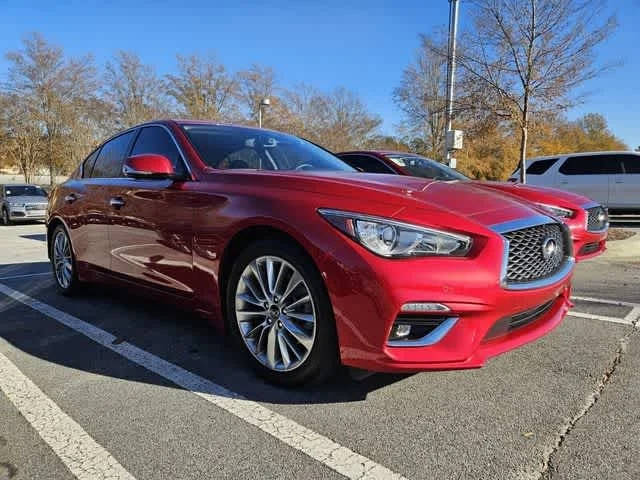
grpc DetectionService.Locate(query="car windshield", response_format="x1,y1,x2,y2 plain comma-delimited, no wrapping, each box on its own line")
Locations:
5,185,48,197
386,155,469,181
182,125,355,172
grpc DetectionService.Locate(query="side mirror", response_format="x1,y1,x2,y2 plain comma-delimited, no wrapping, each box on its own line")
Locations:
123,154,176,180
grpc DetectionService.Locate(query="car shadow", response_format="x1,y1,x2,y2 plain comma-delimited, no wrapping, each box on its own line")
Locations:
20,234,47,242
0,261,412,404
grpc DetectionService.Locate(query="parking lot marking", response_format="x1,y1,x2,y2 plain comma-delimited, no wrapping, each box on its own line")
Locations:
624,307,640,325
568,311,634,325
571,295,640,309
0,271,51,281
0,282,407,480
0,349,136,480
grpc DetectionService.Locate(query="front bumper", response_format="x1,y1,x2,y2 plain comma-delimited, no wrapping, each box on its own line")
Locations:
318,225,573,373
7,207,47,221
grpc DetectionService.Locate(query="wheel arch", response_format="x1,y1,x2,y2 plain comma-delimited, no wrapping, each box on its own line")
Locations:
46,216,72,260
218,224,328,332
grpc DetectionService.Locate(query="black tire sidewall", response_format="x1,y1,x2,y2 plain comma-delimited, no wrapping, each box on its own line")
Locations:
50,225,80,295
226,239,339,386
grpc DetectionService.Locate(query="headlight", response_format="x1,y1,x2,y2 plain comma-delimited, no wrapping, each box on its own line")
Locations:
535,203,573,219
318,209,473,257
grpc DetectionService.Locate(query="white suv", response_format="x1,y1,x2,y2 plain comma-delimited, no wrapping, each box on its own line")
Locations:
509,151,640,212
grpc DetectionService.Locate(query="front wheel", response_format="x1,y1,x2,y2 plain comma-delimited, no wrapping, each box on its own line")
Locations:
50,225,81,295
226,239,339,386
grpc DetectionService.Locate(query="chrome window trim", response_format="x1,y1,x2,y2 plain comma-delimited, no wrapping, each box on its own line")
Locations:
387,317,458,347
491,215,575,290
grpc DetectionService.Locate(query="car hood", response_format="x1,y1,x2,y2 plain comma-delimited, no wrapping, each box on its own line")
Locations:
220,170,551,228
471,181,593,209
5,195,48,204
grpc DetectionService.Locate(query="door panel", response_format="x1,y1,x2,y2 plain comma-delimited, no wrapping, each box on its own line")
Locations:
108,179,194,295
64,179,118,272
610,155,640,209
555,173,610,205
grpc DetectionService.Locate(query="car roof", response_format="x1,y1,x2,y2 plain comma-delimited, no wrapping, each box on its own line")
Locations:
526,151,640,162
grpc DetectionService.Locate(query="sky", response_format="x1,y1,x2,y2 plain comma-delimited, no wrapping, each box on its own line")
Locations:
1,0,638,149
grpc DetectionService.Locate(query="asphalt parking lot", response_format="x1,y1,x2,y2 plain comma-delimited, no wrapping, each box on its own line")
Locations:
1,222,639,480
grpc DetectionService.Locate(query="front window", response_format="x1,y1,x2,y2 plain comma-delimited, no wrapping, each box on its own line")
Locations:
5,185,48,197
386,155,468,181
181,125,354,172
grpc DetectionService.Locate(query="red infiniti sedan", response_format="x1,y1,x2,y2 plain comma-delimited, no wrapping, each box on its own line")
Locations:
48,121,574,385
338,151,608,261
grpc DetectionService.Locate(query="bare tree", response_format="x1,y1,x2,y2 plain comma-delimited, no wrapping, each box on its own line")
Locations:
165,54,239,121
393,35,448,160
236,64,278,125
0,93,45,182
104,51,168,128
459,0,617,182
278,85,381,151
4,33,98,184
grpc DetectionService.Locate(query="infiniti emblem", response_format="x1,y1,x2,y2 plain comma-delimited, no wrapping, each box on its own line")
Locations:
541,237,557,260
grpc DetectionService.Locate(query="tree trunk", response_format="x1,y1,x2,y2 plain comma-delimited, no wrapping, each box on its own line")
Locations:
519,123,528,184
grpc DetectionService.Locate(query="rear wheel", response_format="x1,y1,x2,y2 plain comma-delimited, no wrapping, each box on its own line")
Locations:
226,239,339,386
50,225,81,295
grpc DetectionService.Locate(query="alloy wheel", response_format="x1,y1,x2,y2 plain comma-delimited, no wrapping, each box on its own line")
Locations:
53,230,73,289
235,255,317,372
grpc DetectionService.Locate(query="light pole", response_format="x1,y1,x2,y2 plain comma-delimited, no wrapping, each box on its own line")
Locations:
444,0,461,168
258,97,270,128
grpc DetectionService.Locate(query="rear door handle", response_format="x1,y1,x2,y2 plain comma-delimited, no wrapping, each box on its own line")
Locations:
560,181,569,185
615,180,624,184
109,197,125,209
64,193,78,204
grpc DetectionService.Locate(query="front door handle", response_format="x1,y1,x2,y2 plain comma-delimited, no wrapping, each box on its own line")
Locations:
109,197,125,209
64,193,78,204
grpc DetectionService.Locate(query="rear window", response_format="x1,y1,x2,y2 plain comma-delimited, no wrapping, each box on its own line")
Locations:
622,154,640,174
340,154,396,174
559,155,624,175
526,158,558,175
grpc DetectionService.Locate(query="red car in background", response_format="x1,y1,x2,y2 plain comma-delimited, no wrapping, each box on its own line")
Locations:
47,122,575,385
338,151,608,261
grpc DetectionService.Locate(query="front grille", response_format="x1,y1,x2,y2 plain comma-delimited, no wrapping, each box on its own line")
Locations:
26,203,47,210
484,299,556,340
586,206,608,231
503,223,566,284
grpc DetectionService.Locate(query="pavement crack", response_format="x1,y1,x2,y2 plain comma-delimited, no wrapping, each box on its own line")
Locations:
536,327,638,480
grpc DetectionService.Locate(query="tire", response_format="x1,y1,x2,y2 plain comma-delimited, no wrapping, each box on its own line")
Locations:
226,239,339,386
50,225,81,296
1,208,11,226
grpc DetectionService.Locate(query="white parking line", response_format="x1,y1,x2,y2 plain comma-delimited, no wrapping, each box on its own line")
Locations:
571,295,640,309
568,311,634,325
0,271,51,281
0,282,407,480
0,349,136,480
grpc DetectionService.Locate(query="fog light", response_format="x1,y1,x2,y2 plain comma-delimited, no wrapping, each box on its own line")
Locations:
390,324,411,340
401,302,450,313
